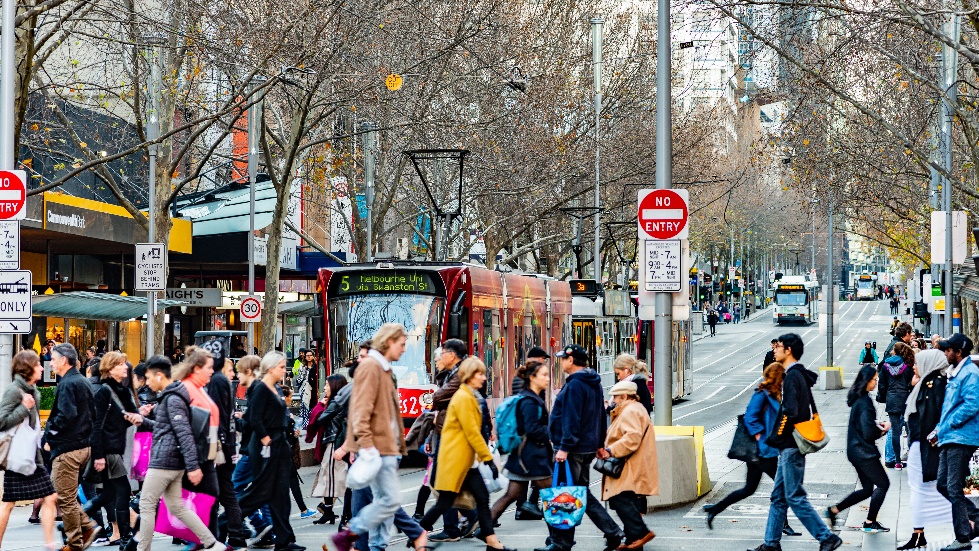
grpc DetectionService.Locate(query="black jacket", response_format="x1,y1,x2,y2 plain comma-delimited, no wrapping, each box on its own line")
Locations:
907,369,948,482
882,336,902,359
549,368,604,453
90,378,137,459
877,357,915,415
207,371,237,462
313,384,350,447
142,382,200,472
504,389,552,478
766,363,819,450
763,350,776,370
136,384,157,434
45,367,95,459
633,376,653,413
846,394,883,462
246,382,287,447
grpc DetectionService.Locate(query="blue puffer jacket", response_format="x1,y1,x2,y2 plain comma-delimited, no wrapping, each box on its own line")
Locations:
743,389,780,458
937,358,979,447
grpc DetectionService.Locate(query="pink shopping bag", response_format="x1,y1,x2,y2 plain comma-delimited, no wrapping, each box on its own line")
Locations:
131,432,152,481
154,490,216,545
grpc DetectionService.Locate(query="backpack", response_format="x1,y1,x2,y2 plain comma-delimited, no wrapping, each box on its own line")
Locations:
495,395,526,454
160,388,210,464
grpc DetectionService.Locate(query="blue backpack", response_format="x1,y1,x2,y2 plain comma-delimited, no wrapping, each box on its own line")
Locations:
495,395,525,454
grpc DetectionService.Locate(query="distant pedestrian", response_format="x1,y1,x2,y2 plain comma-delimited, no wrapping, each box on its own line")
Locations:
707,310,718,337
934,334,979,551
306,374,350,525
879,343,915,469
763,340,777,370
827,365,891,533
734,305,741,324
898,349,951,550
750,333,841,551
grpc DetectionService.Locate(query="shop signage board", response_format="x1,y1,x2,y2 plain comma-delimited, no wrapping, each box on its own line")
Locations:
0,171,27,220
135,243,166,291
165,287,222,307
240,295,261,323
0,221,20,269
0,270,31,334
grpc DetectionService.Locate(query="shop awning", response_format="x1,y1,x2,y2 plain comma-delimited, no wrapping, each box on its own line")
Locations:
32,292,187,321
278,301,315,317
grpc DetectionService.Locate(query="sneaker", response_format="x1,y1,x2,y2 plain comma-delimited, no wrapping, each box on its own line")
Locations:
251,534,275,549
894,462,904,471
202,542,228,551
862,520,890,533
247,526,273,548
819,535,843,551
827,507,838,526
885,461,896,468
461,518,479,539
300,509,317,519
91,536,113,547
429,531,462,543
746,545,781,551
941,542,973,551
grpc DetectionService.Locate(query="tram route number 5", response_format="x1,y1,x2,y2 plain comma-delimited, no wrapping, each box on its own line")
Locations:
240,295,261,323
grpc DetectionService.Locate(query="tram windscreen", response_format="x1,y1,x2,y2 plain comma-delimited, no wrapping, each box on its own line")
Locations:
775,291,808,306
329,293,445,385
857,280,874,290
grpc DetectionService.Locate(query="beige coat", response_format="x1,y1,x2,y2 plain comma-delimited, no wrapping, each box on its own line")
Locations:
601,400,658,500
433,384,493,493
344,353,407,456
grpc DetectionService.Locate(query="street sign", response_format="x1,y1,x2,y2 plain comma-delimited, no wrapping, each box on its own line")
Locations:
0,171,26,220
240,295,262,323
729,266,736,281
0,270,31,334
637,189,689,240
0,221,19,269
135,243,166,291
642,239,682,292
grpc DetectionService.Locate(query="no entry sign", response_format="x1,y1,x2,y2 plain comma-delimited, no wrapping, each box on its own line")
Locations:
0,171,27,221
638,189,688,240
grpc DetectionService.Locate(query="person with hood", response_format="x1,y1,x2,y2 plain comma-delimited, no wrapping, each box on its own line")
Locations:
934,334,979,551
704,362,800,537
306,374,350,525
751,333,841,551
897,349,952,550
859,341,878,364
827,365,891,533
534,344,625,551
879,342,916,469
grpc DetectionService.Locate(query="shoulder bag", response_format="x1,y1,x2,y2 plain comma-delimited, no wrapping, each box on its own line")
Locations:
793,393,829,454
593,421,650,479
727,414,761,463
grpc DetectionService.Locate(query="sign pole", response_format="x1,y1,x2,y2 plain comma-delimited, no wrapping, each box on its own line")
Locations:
653,0,673,427
247,77,266,354
0,0,17,391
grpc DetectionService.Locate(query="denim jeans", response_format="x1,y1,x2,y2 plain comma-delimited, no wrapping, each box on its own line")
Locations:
232,454,271,531
764,448,834,546
884,414,904,463
352,487,424,551
349,455,402,541
936,444,979,542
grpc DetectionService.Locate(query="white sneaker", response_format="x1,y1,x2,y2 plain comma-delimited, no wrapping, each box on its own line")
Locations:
202,542,228,551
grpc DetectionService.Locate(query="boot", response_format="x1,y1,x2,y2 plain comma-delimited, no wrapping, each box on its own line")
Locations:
313,507,336,525
896,532,927,550
115,509,131,546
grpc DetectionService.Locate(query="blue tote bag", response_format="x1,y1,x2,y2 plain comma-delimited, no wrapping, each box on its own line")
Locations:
540,461,587,530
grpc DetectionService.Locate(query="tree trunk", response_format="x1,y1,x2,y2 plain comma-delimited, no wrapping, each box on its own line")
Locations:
260,173,292,354
13,9,36,161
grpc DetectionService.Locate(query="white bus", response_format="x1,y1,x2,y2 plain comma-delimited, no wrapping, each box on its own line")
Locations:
773,276,819,325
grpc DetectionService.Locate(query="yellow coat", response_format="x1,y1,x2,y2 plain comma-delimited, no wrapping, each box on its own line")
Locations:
601,400,659,500
434,385,493,493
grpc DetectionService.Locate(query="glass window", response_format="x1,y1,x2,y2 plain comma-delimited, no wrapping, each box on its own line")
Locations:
775,291,808,306
329,294,445,386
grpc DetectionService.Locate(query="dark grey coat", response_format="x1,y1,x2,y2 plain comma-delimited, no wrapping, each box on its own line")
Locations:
141,382,200,472
0,375,43,466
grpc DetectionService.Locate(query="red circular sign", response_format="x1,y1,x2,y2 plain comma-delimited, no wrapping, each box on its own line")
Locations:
0,171,26,220
638,189,688,239
240,296,262,322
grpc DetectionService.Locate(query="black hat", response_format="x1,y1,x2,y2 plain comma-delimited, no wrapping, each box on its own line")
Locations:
527,346,550,359
938,333,974,354
555,344,588,363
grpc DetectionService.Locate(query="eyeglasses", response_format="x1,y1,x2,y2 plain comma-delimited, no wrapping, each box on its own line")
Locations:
774,344,785,349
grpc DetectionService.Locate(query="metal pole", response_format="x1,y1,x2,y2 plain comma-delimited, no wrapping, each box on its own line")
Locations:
943,15,960,336
361,122,377,262
653,0,673,426
0,0,17,387
144,36,163,359
247,76,266,353
591,18,603,283
827,198,834,366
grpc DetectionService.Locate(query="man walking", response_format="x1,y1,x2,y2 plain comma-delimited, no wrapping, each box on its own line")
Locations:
535,344,624,551
45,343,101,551
707,309,718,337
935,334,979,551
750,334,842,551
331,323,410,551
763,339,777,370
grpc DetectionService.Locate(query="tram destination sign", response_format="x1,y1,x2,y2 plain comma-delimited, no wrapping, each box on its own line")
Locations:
333,270,440,295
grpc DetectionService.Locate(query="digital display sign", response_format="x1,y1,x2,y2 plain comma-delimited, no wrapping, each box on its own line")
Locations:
777,284,806,291
332,270,441,295
569,279,599,296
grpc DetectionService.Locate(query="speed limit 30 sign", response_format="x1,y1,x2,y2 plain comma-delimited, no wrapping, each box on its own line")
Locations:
240,295,261,323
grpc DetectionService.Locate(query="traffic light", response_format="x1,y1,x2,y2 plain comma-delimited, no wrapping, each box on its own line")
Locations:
704,274,712,284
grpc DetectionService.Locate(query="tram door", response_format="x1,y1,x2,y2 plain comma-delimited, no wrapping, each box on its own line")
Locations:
572,320,597,369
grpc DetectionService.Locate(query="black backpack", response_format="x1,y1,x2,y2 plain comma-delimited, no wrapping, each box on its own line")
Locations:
160,388,210,464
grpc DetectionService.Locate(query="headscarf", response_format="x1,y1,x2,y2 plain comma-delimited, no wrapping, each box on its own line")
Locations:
905,349,949,422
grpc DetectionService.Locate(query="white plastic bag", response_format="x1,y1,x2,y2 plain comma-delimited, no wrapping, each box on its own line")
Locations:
477,461,503,493
7,418,39,476
347,447,381,489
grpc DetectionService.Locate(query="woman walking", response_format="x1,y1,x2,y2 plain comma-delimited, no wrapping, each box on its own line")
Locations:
0,350,58,550
306,373,350,524
490,360,552,521
596,380,658,549
238,352,302,551
611,355,652,413
703,363,799,536
419,357,514,551
878,342,915,469
827,365,891,533
86,351,140,548
896,349,952,549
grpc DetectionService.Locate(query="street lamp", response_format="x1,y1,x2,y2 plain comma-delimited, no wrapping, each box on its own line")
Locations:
141,34,165,358
404,149,468,261
560,206,601,278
